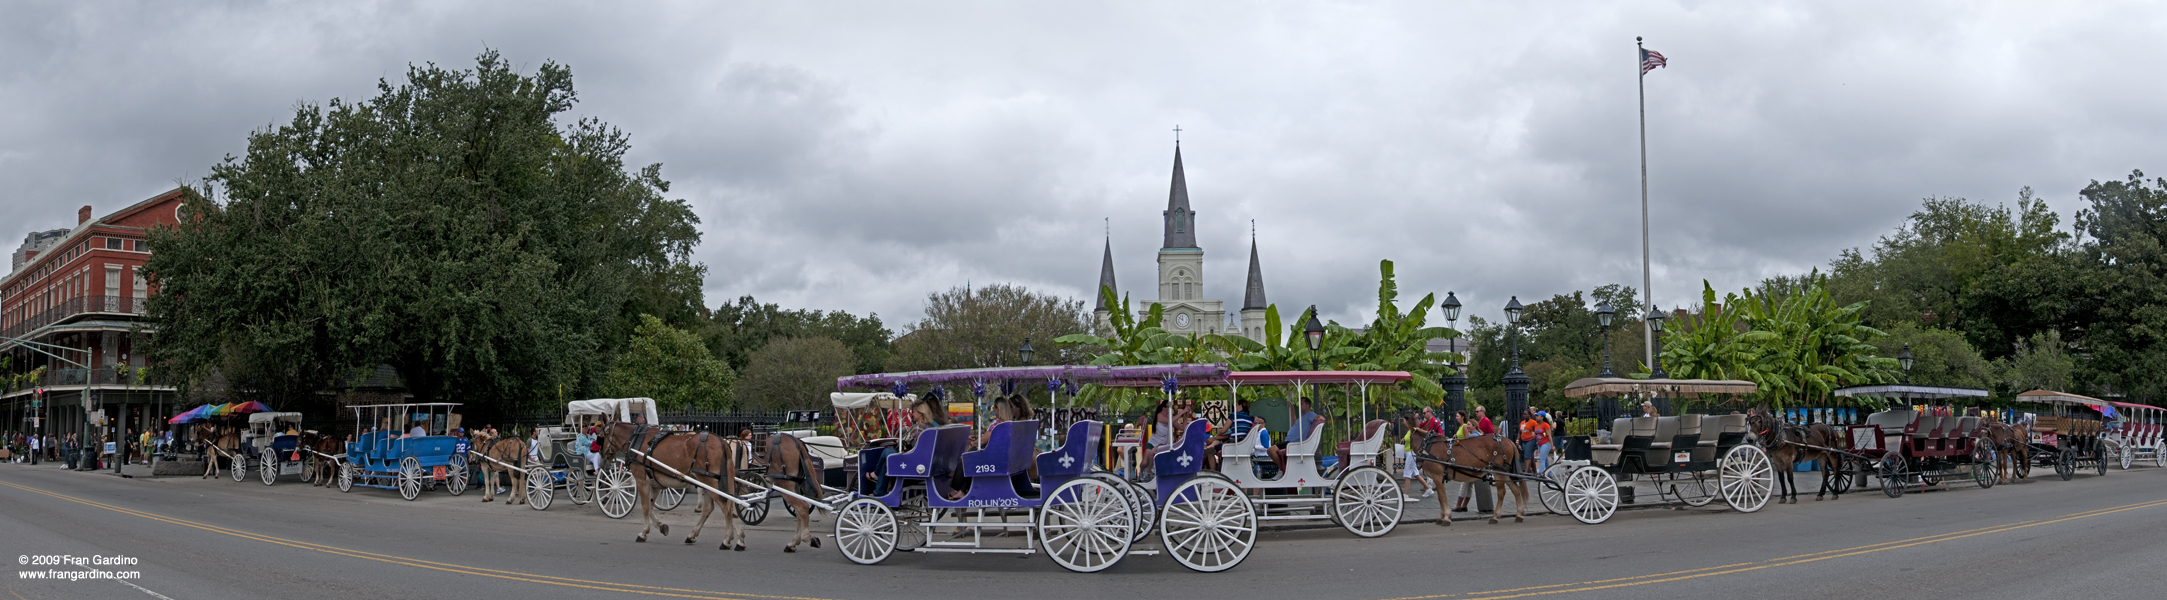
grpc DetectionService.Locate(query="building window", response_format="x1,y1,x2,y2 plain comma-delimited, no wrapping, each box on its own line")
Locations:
107,238,122,250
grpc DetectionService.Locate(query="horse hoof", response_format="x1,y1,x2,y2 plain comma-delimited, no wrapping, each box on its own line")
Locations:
810,538,821,549
636,536,647,543
658,524,670,535
685,538,696,545
734,544,746,552
1514,517,1524,523
785,546,796,553
1437,519,1451,527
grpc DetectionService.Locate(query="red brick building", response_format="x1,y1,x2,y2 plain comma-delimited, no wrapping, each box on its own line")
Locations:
2,188,184,447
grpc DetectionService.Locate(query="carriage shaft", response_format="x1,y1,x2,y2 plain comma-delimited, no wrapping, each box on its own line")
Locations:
626,448,753,509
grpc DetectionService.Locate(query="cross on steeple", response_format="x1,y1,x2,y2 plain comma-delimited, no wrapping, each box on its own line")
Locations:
1173,125,1182,145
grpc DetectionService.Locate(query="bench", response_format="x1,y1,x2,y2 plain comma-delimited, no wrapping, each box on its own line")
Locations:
937,420,1042,507
1152,420,1212,504
1036,420,1103,494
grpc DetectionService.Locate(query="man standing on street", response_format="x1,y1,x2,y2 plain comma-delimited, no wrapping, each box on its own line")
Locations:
28,432,38,465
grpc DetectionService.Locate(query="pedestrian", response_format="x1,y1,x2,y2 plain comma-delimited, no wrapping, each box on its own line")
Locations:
1399,413,1435,498
1533,412,1555,473
27,432,39,465
1518,408,1549,473
1473,405,1496,437
1451,411,1475,513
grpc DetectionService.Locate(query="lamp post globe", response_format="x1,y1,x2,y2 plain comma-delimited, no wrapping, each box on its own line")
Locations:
1899,343,1914,385
1440,292,1462,322
1304,305,1325,371
1020,338,1035,366
1595,300,1616,378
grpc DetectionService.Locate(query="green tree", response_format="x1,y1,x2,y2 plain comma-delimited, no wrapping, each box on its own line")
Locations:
604,315,735,409
1997,330,2075,395
704,296,891,375
1870,322,1993,391
145,51,704,413
2074,170,2167,400
887,284,1092,371
733,337,857,411
1825,191,2073,360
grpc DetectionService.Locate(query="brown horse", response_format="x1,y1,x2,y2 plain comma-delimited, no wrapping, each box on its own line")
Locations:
195,423,240,479
598,422,745,550
1412,432,1529,525
470,431,529,504
765,433,826,552
1979,418,2030,482
1749,412,1845,503
303,433,343,486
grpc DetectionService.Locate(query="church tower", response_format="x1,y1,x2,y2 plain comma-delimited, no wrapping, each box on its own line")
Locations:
1149,145,1226,336
1240,228,1268,342
1092,234,1118,335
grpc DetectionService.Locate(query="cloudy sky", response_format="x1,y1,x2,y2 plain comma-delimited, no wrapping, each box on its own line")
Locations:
5,1,2164,332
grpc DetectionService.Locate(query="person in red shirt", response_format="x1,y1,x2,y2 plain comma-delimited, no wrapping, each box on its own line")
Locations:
1419,407,1447,437
1474,405,1496,437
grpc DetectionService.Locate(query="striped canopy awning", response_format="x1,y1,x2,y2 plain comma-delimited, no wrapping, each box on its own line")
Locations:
1563,377,1758,398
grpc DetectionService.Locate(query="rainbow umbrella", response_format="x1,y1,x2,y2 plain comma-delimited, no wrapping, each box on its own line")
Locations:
167,405,213,424
228,401,274,414
209,403,236,417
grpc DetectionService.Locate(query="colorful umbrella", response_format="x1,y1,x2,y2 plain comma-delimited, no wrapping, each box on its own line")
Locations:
167,405,212,424
228,401,274,414
209,403,236,417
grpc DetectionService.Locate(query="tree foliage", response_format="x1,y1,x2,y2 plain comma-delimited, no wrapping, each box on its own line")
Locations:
604,315,735,409
704,296,891,375
887,284,1092,371
144,51,704,412
733,336,857,411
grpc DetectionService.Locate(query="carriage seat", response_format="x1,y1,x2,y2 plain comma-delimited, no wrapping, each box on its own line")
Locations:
1336,420,1391,472
1589,417,1643,466
1866,410,1915,435
1285,419,1328,457
1694,415,1748,462
1037,420,1103,492
1954,416,1979,438
962,420,1039,479
1649,415,1700,450
886,424,970,480
1152,420,1213,478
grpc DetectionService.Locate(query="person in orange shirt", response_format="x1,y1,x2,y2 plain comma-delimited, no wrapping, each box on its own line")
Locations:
1518,408,1551,472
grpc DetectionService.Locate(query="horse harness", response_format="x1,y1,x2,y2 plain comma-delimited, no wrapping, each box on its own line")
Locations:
621,424,728,486
1412,431,1517,482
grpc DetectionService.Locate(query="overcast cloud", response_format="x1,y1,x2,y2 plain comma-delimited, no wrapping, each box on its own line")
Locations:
5,1,2165,331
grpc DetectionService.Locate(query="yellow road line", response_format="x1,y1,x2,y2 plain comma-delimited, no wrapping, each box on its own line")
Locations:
1376,498,2167,600
0,480,843,600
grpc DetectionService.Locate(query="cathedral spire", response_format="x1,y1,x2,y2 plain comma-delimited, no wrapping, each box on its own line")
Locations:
1095,232,1118,311
1162,145,1198,249
1242,223,1266,310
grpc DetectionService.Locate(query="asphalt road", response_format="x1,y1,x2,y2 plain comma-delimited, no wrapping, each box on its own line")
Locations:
2,460,2162,600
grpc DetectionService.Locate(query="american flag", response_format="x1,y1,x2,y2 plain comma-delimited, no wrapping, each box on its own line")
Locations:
1640,47,1667,75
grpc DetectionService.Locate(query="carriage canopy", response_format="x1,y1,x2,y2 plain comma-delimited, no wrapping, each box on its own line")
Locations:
1832,384,1989,400
565,398,661,424
831,392,915,409
1562,377,1758,398
247,411,303,425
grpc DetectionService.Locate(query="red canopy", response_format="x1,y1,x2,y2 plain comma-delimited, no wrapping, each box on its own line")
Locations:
2109,400,2162,414
1223,371,1413,386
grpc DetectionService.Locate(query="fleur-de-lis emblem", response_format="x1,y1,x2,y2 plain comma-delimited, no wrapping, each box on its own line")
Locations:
1177,453,1193,467
1058,454,1076,468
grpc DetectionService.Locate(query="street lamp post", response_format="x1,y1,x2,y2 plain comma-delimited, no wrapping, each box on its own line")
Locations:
1303,306,1325,372
1440,292,1465,416
1646,306,1670,415
1502,297,1528,450
1595,300,1617,421
1020,338,1035,366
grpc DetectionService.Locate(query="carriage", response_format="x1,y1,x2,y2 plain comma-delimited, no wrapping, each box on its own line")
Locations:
1538,378,1775,524
560,398,674,518
239,412,309,486
2105,400,2166,470
830,363,1257,572
733,404,861,526
336,403,470,500
1829,384,1999,498
2014,390,2114,481
1189,371,1406,538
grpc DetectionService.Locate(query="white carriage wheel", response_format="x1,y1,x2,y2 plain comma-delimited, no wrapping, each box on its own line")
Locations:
301,455,317,484
261,449,279,486
1099,473,1157,543
654,486,686,511
525,466,554,510
2157,444,2166,469
1536,462,1573,515
1674,473,1717,508
1330,466,1402,538
597,460,637,519
1037,477,1135,573
231,453,248,482
1719,445,1773,513
337,463,354,492
447,454,469,496
1561,466,1618,525
1158,475,1256,573
2120,445,2134,470
567,468,594,505
834,498,899,565
397,457,423,501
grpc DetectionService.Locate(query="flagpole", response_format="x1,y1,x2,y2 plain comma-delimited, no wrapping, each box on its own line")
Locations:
1638,36,1654,374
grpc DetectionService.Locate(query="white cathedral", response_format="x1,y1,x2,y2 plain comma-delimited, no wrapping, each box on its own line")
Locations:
1094,145,1270,342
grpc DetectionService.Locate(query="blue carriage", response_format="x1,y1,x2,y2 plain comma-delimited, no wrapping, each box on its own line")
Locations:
336,403,469,500
831,364,1257,573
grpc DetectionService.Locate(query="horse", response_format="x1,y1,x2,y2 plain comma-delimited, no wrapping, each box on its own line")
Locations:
302,433,344,486
1979,418,2030,482
598,421,745,550
765,433,826,553
1748,412,1847,503
194,423,241,479
470,430,529,505
1411,432,1529,525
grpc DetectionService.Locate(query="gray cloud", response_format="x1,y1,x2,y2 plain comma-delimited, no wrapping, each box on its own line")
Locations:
5,1,2164,334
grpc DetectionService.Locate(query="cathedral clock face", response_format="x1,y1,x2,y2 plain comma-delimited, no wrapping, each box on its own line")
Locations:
1175,313,1191,330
